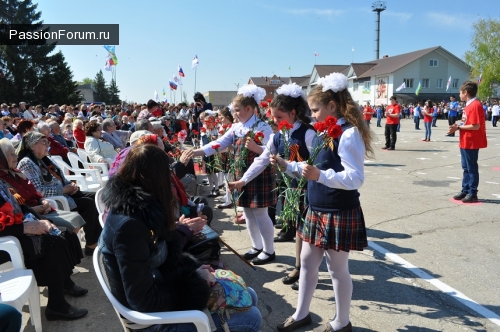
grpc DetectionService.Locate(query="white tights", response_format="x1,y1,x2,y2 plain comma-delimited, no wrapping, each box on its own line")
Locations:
207,173,218,190
292,242,352,331
243,207,275,260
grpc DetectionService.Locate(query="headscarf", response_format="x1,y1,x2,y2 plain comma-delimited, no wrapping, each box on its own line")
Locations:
0,138,27,180
15,131,45,158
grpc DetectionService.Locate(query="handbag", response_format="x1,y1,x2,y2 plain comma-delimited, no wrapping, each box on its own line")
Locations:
207,270,253,332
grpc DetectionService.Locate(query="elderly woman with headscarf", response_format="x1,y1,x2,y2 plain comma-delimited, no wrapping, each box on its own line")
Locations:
0,181,88,321
0,138,86,233
83,121,117,167
16,132,101,256
101,118,130,151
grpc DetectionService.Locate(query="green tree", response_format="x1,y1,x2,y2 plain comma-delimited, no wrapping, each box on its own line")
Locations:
79,77,93,85
93,70,108,103
465,18,500,99
107,78,120,105
0,0,80,105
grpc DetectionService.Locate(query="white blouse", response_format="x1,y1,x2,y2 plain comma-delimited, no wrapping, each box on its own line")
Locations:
84,136,118,163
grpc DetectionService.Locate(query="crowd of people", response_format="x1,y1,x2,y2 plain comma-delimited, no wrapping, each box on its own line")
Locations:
0,75,490,331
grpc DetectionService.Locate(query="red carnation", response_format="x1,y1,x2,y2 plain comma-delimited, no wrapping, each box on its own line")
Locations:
191,130,199,135
219,130,225,135
260,101,269,108
267,98,272,103
254,131,264,143
212,144,221,150
277,120,293,131
324,116,338,127
327,124,342,139
314,122,327,132
200,127,206,133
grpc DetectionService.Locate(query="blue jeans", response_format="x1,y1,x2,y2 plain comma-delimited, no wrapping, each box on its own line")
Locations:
432,116,438,127
460,148,479,195
424,122,432,140
414,116,420,129
142,288,262,332
377,117,381,127
0,304,21,332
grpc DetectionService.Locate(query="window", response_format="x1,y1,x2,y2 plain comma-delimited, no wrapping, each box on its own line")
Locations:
436,79,443,89
403,78,414,88
452,79,459,88
364,81,371,89
353,83,359,91
422,78,430,88
429,59,438,67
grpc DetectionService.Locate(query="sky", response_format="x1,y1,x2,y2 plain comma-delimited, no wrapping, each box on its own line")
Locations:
35,0,499,104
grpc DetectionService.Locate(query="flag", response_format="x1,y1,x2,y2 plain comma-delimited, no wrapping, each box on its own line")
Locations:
104,55,114,71
446,76,451,91
163,96,168,103
395,82,406,92
178,64,185,77
415,81,422,96
162,87,166,96
287,66,291,71
314,52,319,56
169,80,178,90
191,55,199,69
173,74,179,83
352,47,354,52
477,73,482,84
103,45,118,65
154,90,159,102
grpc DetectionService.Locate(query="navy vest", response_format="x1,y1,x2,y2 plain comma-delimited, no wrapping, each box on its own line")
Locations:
273,123,311,162
307,123,360,212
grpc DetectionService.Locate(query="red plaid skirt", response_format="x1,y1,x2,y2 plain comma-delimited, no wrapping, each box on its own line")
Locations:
298,207,367,251
237,165,277,208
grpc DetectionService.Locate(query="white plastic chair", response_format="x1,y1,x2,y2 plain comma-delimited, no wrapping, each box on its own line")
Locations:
68,152,109,179
93,249,210,332
49,157,102,192
0,236,42,332
44,195,71,211
77,148,91,162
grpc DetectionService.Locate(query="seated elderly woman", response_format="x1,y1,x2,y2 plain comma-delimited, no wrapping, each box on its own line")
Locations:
10,119,35,142
37,122,71,165
0,182,88,321
101,118,130,150
84,121,117,166
73,119,86,149
100,144,261,332
16,132,101,255
0,138,86,233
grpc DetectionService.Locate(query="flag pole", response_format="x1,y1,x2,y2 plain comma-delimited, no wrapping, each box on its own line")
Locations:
180,77,183,103
194,67,197,93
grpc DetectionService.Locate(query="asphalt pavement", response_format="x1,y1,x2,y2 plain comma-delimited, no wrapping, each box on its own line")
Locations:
19,117,500,331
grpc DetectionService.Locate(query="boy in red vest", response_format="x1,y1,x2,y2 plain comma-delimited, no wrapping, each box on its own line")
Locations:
447,81,487,203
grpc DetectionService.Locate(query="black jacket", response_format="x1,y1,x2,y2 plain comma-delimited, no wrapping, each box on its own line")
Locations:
98,176,210,312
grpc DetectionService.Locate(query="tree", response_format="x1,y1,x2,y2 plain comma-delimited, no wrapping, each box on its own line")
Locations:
93,70,108,103
79,77,93,85
465,18,500,99
107,78,120,105
0,0,81,105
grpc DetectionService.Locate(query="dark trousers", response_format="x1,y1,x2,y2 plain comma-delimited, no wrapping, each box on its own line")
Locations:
385,124,398,148
492,116,498,127
414,116,420,129
0,304,21,332
71,190,102,245
448,115,457,136
377,117,381,127
460,148,479,195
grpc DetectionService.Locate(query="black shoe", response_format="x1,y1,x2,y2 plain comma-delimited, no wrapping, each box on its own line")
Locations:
462,194,478,203
282,267,300,285
388,147,395,150
381,146,389,150
313,322,352,332
218,185,224,190
208,189,218,197
45,305,88,321
291,281,299,290
453,192,467,200
277,313,312,332
217,203,232,209
242,247,262,260
445,134,455,137
274,223,284,229
274,227,296,242
63,284,88,297
252,251,276,265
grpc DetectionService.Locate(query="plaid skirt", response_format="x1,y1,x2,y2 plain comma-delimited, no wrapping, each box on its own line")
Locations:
298,206,367,251
237,165,277,208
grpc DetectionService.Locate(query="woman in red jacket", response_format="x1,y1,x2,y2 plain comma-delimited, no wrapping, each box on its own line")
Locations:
422,100,433,142
73,119,86,149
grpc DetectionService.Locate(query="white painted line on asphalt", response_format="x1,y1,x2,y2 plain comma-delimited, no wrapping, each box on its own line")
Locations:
368,241,500,327
416,172,426,174
492,194,500,198
417,158,430,160
447,177,461,179
394,168,402,171
486,182,499,185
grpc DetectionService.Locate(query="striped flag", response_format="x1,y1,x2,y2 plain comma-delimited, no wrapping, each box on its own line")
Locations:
314,52,319,56
415,81,422,96
154,90,159,102
178,64,185,77
191,55,199,69
446,76,451,91
169,80,178,90
395,82,406,92
477,73,482,84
